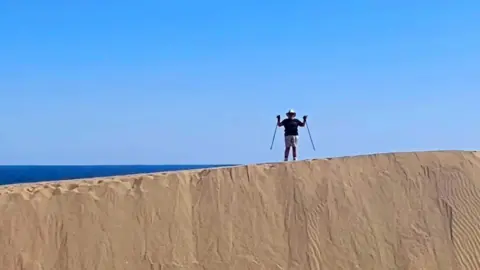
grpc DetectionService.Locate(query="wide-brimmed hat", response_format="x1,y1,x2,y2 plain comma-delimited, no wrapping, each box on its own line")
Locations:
286,109,296,116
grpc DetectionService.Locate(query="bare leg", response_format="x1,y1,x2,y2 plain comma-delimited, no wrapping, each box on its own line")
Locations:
284,147,290,161
292,146,297,160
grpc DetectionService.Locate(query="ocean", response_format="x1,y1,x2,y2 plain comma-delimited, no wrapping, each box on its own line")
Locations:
0,165,234,186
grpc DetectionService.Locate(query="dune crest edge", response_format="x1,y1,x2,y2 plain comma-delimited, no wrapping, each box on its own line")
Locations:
1,150,479,269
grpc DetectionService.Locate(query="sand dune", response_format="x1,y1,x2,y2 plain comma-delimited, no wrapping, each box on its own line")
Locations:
1,150,480,269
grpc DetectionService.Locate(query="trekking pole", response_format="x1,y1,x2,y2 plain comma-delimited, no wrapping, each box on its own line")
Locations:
306,122,316,151
270,125,278,150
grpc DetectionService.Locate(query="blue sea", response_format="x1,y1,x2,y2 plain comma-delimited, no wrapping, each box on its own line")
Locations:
0,165,234,186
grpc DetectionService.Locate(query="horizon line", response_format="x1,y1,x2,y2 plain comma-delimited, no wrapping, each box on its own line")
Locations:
0,164,239,167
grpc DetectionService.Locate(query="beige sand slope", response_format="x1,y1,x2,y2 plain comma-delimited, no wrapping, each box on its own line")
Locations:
1,151,480,269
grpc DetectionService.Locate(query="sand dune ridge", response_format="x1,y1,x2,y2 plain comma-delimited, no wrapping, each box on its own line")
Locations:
1,150,480,269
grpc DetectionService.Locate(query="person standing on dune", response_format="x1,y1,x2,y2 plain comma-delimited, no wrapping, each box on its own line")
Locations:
277,109,307,161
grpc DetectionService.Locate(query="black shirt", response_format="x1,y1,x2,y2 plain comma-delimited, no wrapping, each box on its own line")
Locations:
281,118,303,136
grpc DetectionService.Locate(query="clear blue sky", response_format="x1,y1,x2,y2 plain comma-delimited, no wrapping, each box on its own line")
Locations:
1,1,479,165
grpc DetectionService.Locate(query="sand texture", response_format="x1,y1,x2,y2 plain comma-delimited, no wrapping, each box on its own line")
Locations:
1,150,480,269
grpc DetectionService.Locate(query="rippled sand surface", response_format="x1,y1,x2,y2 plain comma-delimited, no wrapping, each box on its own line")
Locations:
1,150,479,269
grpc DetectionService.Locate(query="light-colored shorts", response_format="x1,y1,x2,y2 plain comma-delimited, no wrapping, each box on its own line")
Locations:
284,135,299,148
